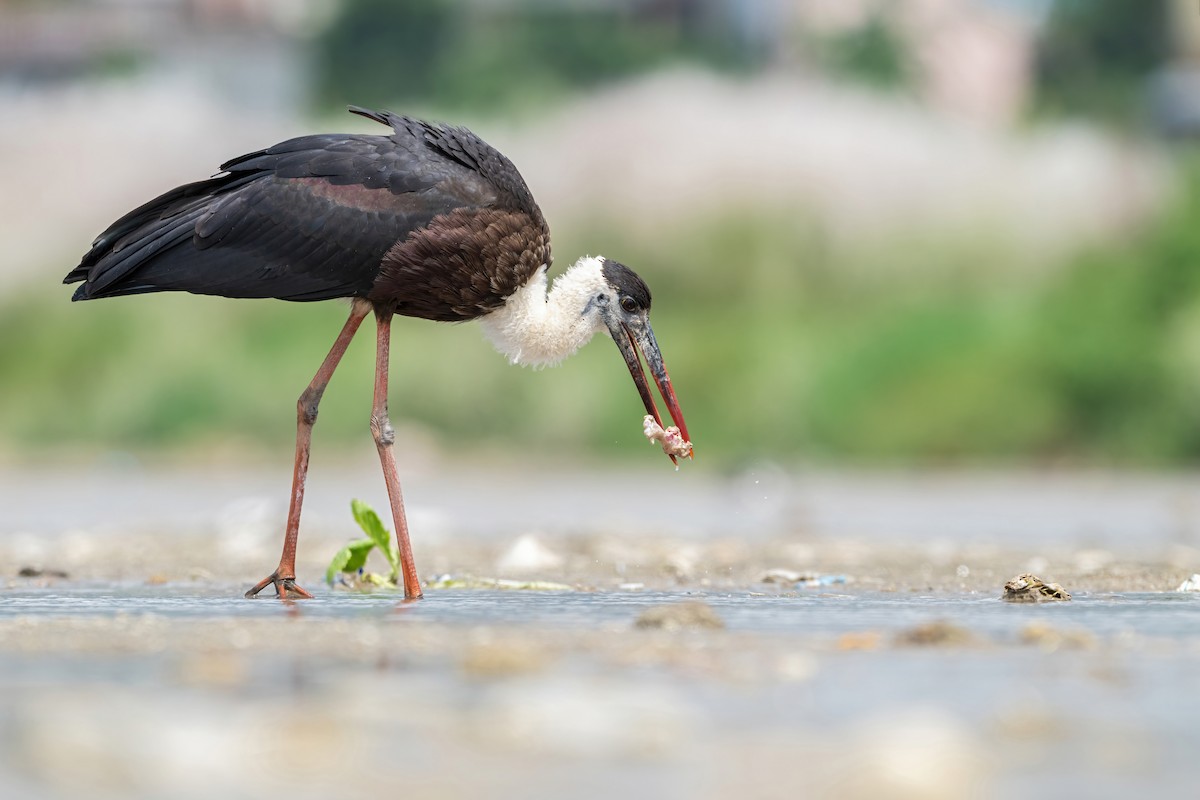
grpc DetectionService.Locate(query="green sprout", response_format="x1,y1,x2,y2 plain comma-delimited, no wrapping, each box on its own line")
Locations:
325,500,400,589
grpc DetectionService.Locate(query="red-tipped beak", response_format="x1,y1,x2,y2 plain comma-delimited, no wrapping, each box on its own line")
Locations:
615,321,691,463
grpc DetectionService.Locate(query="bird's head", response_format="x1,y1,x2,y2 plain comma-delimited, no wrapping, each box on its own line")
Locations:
590,258,691,462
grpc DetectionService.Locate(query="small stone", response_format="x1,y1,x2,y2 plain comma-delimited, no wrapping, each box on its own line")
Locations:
895,620,977,647
461,642,548,678
1002,573,1071,602
834,710,986,796
634,601,724,631
759,568,807,584
994,704,1068,741
1020,622,1095,650
662,545,701,581
837,631,882,651
17,566,69,579
496,534,564,574
1074,549,1114,574
759,569,845,586
177,652,249,688
774,652,819,682
472,678,694,758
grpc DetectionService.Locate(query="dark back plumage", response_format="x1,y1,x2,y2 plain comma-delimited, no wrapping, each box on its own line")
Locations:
66,108,551,320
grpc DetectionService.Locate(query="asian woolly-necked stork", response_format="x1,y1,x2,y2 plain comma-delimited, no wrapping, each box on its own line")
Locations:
64,106,690,600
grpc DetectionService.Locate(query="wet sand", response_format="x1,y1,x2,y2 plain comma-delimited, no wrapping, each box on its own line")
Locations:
3,465,1200,799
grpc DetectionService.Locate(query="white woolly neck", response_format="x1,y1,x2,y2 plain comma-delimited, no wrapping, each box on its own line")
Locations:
479,255,610,367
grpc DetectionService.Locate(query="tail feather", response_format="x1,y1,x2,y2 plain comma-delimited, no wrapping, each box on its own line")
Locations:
77,214,201,299
65,171,248,300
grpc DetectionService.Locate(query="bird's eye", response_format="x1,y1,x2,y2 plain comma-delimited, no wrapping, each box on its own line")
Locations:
621,297,638,313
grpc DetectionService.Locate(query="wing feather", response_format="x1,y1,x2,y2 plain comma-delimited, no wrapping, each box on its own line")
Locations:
66,110,521,302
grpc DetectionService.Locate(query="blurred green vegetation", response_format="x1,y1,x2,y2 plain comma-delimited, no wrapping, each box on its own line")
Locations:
315,0,760,114
4,0,1189,468
1033,0,1168,126
808,14,910,91
7,157,1200,466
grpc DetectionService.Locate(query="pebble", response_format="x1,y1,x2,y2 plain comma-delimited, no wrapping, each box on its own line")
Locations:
774,651,819,682
1019,621,1096,650
471,677,695,758
834,709,988,799
1074,548,1115,573
895,620,977,647
634,601,725,631
495,533,564,574
1002,573,1071,602
16,566,69,579
662,545,702,581
758,568,848,587
759,568,812,584
461,641,549,678
838,631,883,650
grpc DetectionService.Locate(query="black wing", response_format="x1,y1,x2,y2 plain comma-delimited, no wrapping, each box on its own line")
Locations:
65,109,529,302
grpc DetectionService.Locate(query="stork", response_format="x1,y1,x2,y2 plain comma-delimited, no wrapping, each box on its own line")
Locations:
65,107,691,600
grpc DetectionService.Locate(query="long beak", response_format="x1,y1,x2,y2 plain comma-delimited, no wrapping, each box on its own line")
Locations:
610,318,691,461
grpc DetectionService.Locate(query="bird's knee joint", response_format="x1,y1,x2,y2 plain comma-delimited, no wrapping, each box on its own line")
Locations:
297,393,321,425
370,413,395,446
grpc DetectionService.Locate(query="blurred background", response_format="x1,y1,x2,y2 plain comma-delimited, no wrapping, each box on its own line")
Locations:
1,0,1199,470
8,9,1200,798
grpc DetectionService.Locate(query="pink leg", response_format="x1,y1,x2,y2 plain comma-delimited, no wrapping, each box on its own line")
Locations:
246,301,371,599
371,308,423,599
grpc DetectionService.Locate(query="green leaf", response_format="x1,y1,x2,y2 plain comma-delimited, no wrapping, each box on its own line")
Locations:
351,499,390,552
351,499,400,577
324,538,376,586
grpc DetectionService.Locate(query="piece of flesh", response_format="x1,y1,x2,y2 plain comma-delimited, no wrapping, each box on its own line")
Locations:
643,414,693,459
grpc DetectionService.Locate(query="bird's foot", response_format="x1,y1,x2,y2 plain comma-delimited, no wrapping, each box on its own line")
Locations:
244,571,315,599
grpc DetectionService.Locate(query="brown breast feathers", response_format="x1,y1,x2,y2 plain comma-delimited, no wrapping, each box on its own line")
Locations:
370,208,550,322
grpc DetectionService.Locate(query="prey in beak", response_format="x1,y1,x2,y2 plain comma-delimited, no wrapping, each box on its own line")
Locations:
597,260,691,464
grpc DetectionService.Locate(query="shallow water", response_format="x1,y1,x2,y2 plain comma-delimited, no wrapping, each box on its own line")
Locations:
3,584,1200,639
2,584,1199,800
5,466,1200,798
